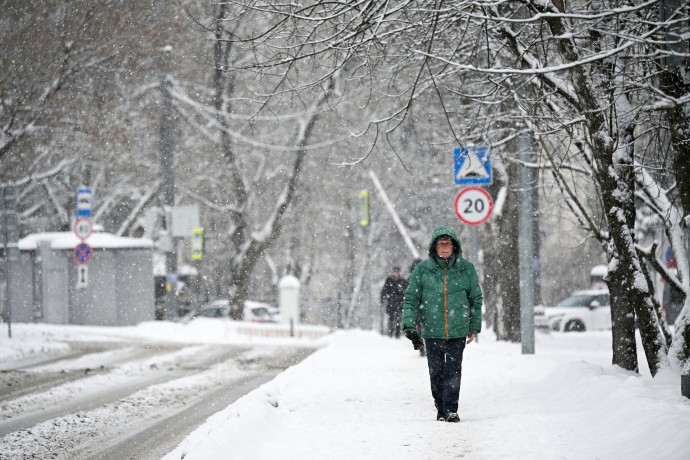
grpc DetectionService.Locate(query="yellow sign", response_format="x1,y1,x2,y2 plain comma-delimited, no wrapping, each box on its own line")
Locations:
191,227,204,260
359,190,370,227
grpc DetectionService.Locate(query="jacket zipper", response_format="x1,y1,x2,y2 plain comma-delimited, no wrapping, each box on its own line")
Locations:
443,267,449,338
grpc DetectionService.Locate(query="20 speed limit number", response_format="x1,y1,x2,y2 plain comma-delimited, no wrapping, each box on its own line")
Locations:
455,187,493,226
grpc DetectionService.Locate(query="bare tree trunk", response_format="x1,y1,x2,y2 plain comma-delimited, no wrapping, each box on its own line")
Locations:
484,159,521,342
210,6,334,320
609,57,669,374
499,162,523,343
660,67,690,216
538,9,660,372
660,63,690,376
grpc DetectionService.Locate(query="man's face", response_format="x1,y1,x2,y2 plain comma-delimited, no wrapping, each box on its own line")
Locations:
435,237,454,259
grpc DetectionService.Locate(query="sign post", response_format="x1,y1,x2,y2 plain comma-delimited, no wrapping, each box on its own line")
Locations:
357,189,372,330
74,187,93,289
1,186,18,338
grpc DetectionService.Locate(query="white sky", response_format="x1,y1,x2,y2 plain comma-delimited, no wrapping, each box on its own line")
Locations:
2,321,690,460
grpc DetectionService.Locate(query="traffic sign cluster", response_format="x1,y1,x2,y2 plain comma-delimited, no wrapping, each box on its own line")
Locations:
73,187,94,266
454,146,493,226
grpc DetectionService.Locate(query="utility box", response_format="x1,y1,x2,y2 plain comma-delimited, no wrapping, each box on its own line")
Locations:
2,230,155,326
279,275,300,326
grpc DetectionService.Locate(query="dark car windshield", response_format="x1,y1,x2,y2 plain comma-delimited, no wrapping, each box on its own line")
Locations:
197,307,228,318
557,293,609,308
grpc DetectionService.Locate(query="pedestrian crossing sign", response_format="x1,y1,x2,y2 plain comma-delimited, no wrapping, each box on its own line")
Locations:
454,145,492,186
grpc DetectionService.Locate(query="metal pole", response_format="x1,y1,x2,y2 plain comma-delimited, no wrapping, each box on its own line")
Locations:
364,224,372,330
465,226,479,264
1,186,17,338
532,182,541,304
517,132,535,354
5,234,11,339
684,211,690,398
336,293,342,329
161,50,177,321
2,210,11,338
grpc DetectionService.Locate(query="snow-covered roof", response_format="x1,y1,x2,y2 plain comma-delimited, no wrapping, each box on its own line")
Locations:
18,231,154,250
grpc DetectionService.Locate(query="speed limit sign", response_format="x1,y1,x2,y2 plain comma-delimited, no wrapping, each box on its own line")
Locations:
74,218,93,240
455,187,493,226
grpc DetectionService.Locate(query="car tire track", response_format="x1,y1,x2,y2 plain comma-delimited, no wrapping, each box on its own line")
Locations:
76,347,314,460
1,342,183,403
0,343,249,436
0,345,314,460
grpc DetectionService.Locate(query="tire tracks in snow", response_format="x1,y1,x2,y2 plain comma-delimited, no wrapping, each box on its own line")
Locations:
0,342,247,435
0,341,182,404
0,344,314,459
78,348,314,460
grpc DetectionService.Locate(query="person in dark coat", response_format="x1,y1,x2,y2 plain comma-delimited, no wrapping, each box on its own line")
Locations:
402,226,483,423
380,266,408,338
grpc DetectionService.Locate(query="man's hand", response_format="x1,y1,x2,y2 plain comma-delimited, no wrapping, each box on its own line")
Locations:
466,332,476,344
404,330,424,350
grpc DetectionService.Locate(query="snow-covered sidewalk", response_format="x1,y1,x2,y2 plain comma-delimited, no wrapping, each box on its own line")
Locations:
164,329,690,460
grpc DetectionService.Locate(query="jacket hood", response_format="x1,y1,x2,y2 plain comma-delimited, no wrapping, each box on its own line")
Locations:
427,226,462,258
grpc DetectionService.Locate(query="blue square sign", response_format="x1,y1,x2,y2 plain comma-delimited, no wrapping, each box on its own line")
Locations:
454,146,492,186
76,187,93,218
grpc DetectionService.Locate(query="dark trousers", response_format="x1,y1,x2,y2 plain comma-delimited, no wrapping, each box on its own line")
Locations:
387,308,402,338
424,337,466,414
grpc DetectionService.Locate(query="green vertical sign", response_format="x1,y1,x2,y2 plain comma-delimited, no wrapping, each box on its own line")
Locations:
359,190,370,227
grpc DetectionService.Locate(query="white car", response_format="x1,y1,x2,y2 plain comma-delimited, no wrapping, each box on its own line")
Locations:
183,299,278,323
534,289,611,332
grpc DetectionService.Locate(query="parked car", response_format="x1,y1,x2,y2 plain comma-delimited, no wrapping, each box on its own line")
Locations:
246,300,281,323
182,299,278,323
534,289,611,332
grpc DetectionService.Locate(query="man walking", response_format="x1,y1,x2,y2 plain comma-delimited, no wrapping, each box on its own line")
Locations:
402,226,483,423
380,266,408,338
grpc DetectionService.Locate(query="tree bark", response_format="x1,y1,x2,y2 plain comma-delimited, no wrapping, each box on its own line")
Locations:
659,58,690,377
484,159,521,342
660,65,690,217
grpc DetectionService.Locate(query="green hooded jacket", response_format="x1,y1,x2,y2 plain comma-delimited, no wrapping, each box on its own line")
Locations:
402,226,483,339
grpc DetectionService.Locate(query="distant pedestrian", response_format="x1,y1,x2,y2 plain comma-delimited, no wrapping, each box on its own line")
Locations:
402,226,483,423
380,266,408,338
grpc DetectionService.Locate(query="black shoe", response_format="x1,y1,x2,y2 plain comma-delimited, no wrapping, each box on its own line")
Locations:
436,410,445,421
445,412,460,423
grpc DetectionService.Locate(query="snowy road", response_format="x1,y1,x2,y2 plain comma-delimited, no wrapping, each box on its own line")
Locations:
0,336,314,459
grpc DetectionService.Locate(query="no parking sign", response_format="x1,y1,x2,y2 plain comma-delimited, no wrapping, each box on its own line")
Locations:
73,242,93,264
